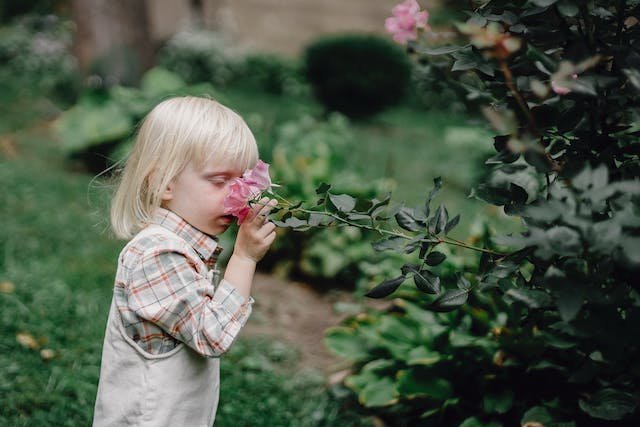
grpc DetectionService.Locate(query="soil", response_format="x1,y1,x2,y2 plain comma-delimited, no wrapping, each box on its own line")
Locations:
242,273,356,373
243,273,391,374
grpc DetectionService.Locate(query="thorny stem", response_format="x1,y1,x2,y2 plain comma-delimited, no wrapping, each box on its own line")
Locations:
498,59,561,172
268,193,507,257
498,59,537,133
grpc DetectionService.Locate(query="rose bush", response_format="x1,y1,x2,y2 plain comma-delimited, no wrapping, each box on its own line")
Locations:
268,0,640,425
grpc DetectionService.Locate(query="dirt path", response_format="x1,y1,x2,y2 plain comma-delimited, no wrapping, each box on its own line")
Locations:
242,273,358,373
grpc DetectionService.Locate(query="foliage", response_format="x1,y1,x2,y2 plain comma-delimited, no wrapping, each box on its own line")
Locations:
304,33,411,119
263,114,398,285
408,60,468,112
0,14,78,103
53,67,221,172
234,53,307,96
157,29,236,87
272,0,640,424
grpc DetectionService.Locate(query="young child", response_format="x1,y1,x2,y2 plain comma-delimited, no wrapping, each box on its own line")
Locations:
93,96,277,426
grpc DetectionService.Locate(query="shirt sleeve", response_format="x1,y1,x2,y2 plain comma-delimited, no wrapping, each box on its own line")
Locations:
126,247,253,357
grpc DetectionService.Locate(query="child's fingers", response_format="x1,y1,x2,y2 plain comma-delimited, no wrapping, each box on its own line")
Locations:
257,221,276,238
249,198,277,224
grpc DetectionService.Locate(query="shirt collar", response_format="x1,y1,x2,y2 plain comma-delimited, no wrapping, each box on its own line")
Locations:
151,208,222,264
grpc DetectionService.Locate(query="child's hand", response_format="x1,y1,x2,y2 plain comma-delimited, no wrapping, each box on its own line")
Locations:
233,197,277,263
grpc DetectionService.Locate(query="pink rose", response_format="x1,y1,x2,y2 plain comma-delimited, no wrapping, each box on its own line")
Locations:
385,0,429,44
224,179,254,224
223,160,274,224
242,159,272,191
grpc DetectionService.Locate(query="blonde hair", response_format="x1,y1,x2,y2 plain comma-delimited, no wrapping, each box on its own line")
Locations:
111,96,258,239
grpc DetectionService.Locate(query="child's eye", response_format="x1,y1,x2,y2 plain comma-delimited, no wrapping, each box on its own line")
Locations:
209,177,230,186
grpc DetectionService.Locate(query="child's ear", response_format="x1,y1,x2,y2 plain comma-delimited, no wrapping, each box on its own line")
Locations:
161,182,174,202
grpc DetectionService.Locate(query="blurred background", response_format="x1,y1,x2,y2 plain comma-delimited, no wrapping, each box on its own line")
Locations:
0,0,514,425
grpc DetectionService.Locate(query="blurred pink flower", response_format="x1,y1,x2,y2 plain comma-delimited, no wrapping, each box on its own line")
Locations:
223,160,273,224
551,81,570,95
242,159,272,191
551,73,578,95
385,0,430,44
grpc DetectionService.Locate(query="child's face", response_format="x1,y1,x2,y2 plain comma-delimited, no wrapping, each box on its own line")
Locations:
162,159,244,236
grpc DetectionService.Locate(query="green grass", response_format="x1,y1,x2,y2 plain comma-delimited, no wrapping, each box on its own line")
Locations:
0,129,370,426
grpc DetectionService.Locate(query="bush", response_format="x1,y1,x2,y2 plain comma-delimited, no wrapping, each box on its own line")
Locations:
53,67,222,172
0,14,78,104
303,33,411,119
317,0,640,425
235,53,307,96
157,29,236,86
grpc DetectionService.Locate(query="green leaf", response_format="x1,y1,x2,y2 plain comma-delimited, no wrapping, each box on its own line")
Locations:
396,369,453,400
407,346,441,366
307,212,325,227
328,193,356,212
557,0,579,16
546,226,582,256
579,388,637,420
429,289,469,312
358,377,398,408
554,286,584,322
272,217,308,229
140,67,187,96
484,392,514,414
367,194,391,216
531,0,558,6
414,270,441,295
425,251,446,266
324,327,370,361
372,236,406,252
428,205,448,234
505,288,552,309
396,208,423,232
444,214,460,234
55,99,132,152
315,183,331,195
521,406,553,425
428,177,443,202
365,276,406,298
623,69,640,92
419,45,466,55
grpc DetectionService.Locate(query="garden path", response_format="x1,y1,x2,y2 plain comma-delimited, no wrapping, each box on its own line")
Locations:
243,273,375,373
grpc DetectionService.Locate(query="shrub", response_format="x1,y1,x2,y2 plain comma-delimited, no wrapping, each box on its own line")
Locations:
53,67,221,172
0,14,78,104
235,53,306,96
157,29,236,86
287,0,640,425
303,33,411,119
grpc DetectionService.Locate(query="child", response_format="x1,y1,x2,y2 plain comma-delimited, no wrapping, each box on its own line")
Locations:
93,96,277,426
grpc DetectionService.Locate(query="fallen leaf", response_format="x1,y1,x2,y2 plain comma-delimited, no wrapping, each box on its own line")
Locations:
0,281,15,293
0,136,17,159
16,333,40,350
40,348,57,361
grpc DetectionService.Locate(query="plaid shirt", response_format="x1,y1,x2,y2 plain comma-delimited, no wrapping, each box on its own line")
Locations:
113,208,253,356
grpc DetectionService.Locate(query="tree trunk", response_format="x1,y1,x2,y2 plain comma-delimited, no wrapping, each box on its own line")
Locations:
71,0,154,86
